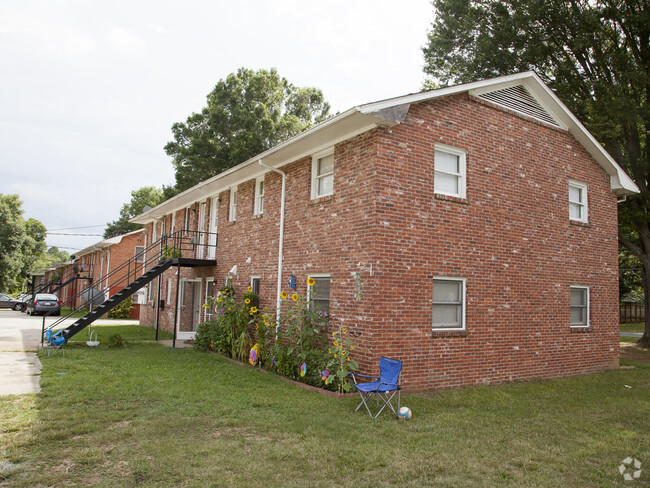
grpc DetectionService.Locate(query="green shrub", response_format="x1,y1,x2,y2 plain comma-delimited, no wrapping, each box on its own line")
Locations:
108,333,124,348
107,297,134,319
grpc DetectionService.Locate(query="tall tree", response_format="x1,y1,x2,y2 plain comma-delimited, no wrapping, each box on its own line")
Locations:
104,186,165,239
423,0,649,345
0,194,47,293
165,67,331,193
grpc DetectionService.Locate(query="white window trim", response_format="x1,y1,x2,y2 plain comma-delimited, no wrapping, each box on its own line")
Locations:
569,180,588,223
250,275,261,295
134,246,144,263
205,278,215,322
229,187,237,222
434,143,467,199
432,276,467,331
570,285,590,328
311,149,334,200
307,273,331,314
166,278,172,304
254,176,265,215
184,207,190,232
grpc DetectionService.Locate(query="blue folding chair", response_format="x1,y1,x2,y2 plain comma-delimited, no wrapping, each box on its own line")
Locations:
349,356,402,418
45,329,68,357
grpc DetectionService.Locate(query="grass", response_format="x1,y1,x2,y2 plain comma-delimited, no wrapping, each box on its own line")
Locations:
67,324,173,343
621,322,645,333
1,342,649,487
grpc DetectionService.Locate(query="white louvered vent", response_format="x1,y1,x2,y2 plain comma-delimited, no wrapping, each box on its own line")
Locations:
478,85,560,127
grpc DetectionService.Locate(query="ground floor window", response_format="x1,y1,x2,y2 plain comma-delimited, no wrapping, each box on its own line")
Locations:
570,286,589,327
432,277,466,330
308,275,330,318
250,276,260,295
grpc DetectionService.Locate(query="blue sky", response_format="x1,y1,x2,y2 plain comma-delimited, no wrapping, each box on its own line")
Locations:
0,0,433,251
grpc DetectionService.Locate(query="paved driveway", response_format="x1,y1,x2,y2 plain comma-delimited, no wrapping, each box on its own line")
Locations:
0,310,139,395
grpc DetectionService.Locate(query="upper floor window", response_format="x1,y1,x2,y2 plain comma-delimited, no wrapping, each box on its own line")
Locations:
570,286,589,327
311,151,334,199
569,181,588,223
254,176,265,215
184,207,190,231
229,187,238,222
434,144,466,198
134,246,144,263
432,277,466,330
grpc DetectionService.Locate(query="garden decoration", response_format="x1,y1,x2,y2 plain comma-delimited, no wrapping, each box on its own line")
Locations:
249,344,258,366
300,362,307,377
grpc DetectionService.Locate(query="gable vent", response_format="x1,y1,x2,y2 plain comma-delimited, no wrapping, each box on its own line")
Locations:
478,85,560,127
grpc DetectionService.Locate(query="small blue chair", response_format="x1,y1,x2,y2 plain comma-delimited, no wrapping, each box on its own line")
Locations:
350,356,402,418
45,329,68,357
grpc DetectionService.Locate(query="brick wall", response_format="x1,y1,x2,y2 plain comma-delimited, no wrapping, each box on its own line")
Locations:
140,94,619,391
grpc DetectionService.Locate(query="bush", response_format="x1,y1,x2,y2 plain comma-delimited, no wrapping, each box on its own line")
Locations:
107,297,134,319
108,333,124,348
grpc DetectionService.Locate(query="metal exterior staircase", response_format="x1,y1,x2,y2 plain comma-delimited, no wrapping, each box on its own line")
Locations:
41,230,217,345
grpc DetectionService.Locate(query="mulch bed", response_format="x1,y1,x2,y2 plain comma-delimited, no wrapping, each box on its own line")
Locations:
620,343,650,364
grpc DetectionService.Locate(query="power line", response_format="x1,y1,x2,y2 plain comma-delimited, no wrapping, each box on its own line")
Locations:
46,233,104,236
46,224,106,231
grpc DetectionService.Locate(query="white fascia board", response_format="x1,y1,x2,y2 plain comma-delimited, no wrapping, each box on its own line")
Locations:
131,110,392,224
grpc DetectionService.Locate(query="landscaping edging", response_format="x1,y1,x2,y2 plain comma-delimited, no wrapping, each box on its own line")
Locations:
212,351,355,398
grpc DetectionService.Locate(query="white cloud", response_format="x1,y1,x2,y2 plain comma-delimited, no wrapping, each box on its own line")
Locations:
107,28,146,53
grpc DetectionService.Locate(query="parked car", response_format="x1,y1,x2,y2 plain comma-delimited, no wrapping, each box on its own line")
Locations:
26,293,62,316
0,293,26,311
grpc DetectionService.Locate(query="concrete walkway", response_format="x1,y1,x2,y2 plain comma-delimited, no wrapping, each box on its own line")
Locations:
620,332,644,338
0,310,140,396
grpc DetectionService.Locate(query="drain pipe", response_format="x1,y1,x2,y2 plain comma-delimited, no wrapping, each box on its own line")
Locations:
258,159,286,331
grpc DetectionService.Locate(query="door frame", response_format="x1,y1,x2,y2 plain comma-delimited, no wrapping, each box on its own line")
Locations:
176,278,202,340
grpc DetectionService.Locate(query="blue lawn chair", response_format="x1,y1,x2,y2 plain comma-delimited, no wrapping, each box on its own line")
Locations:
45,329,68,357
349,356,402,418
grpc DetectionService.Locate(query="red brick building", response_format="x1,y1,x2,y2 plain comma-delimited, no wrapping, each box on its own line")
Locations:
132,72,637,391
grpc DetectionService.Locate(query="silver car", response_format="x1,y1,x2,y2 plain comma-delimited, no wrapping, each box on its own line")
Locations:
27,293,61,316
0,293,25,311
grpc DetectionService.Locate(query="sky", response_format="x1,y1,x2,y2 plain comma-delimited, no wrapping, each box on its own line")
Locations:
0,0,433,252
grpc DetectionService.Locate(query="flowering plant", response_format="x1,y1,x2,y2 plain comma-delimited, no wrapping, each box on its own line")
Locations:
325,321,358,392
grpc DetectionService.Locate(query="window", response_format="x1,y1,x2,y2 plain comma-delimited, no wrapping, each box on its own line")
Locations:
148,282,155,303
134,246,144,263
229,187,237,222
432,278,466,330
250,276,260,295
184,207,190,231
570,286,589,327
569,181,588,222
166,278,172,304
311,151,334,199
434,144,466,198
254,176,265,215
308,275,330,317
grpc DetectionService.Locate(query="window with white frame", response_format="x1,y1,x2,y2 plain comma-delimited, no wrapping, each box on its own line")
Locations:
254,176,265,215
434,144,466,198
229,187,237,222
308,275,330,317
432,278,466,330
570,286,589,327
134,246,144,263
569,181,588,222
184,207,190,231
166,278,172,304
148,282,155,303
250,276,260,295
311,151,334,199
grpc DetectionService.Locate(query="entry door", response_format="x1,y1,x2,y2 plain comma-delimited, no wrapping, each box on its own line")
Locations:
177,280,201,340
207,198,218,259
196,202,206,259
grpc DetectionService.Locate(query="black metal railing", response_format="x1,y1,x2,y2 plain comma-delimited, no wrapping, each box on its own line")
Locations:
41,229,217,342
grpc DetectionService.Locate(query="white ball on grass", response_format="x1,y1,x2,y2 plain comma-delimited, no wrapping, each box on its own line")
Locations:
398,406,412,420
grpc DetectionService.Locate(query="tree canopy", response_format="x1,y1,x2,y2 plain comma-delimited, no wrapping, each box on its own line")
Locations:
104,186,165,239
0,194,47,293
164,67,331,194
423,0,649,344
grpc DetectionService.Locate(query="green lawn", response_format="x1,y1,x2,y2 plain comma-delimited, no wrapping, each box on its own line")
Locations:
1,341,648,487
67,323,173,343
621,322,645,333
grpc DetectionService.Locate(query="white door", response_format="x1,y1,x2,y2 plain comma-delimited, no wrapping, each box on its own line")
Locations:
196,202,206,259
207,198,218,259
177,279,201,340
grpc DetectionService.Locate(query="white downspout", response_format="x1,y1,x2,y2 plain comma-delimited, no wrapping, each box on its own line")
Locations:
258,159,286,329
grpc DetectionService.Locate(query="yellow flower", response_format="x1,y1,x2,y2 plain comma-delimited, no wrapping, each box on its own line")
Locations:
291,293,298,302
350,346,354,350
332,332,336,337
247,286,252,292
341,351,347,356
281,291,288,299
245,298,251,304
347,357,350,362
307,277,315,286
342,328,347,334
250,306,258,313
334,354,337,358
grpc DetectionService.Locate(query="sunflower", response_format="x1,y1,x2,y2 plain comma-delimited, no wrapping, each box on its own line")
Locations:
247,286,252,292
291,293,298,302
280,291,288,299
250,306,258,313
307,277,315,286
244,298,251,304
